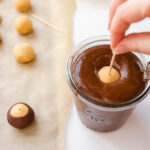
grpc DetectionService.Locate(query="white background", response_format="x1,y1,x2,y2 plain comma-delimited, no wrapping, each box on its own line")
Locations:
65,0,150,150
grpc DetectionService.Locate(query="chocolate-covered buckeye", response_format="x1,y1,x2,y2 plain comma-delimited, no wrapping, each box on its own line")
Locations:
7,102,34,129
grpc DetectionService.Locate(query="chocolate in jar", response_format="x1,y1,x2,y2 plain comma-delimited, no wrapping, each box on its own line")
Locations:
70,45,148,132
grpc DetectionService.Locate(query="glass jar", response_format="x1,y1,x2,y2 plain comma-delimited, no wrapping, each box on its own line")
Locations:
66,36,150,132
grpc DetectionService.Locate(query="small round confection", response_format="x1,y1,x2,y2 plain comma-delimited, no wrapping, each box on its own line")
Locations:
14,15,33,35
98,66,120,83
14,0,31,12
7,102,34,129
13,43,35,63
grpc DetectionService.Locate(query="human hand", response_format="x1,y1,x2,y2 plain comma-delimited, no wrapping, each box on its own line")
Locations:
109,0,150,54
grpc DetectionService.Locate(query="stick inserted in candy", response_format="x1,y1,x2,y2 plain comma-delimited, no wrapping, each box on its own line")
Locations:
108,53,116,75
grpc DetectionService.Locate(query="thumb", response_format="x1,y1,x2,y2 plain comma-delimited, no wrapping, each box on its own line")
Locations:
114,32,150,54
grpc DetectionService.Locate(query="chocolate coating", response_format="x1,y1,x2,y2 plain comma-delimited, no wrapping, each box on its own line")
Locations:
7,102,34,129
72,45,147,104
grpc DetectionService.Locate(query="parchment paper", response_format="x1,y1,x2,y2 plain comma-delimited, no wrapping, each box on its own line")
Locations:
0,0,75,149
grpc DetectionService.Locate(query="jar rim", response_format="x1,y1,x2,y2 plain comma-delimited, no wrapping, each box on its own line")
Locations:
66,35,150,109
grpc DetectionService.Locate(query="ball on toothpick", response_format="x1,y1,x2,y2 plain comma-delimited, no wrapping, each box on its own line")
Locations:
98,66,120,83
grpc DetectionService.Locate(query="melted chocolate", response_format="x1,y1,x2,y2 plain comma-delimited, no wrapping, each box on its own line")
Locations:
72,45,147,104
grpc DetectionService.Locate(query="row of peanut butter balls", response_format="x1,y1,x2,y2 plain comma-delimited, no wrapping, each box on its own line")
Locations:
1,0,35,64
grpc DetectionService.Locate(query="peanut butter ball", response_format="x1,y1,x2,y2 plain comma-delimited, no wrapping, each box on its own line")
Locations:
98,66,120,83
14,0,31,12
7,103,34,129
14,15,33,35
13,43,35,63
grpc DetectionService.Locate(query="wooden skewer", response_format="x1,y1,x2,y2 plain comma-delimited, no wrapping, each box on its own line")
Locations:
31,14,66,33
108,53,116,75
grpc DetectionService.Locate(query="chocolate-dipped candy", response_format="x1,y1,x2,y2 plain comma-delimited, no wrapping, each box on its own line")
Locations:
7,102,34,129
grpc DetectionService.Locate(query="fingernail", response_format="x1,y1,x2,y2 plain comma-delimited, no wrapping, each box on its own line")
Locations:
112,50,118,54
114,46,129,54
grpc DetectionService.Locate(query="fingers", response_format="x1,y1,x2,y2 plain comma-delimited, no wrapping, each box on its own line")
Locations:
108,0,126,29
110,0,150,49
114,32,150,54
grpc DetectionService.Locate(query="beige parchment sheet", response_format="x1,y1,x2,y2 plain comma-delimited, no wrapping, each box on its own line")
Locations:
0,0,76,149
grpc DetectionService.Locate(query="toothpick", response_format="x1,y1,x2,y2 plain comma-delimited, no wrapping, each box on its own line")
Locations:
31,14,66,33
108,53,116,75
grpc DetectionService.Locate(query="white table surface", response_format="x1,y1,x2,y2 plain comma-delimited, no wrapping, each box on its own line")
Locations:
65,0,150,150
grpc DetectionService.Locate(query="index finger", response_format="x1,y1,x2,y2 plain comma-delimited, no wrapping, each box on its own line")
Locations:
110,0,150,48
108,0,126,29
